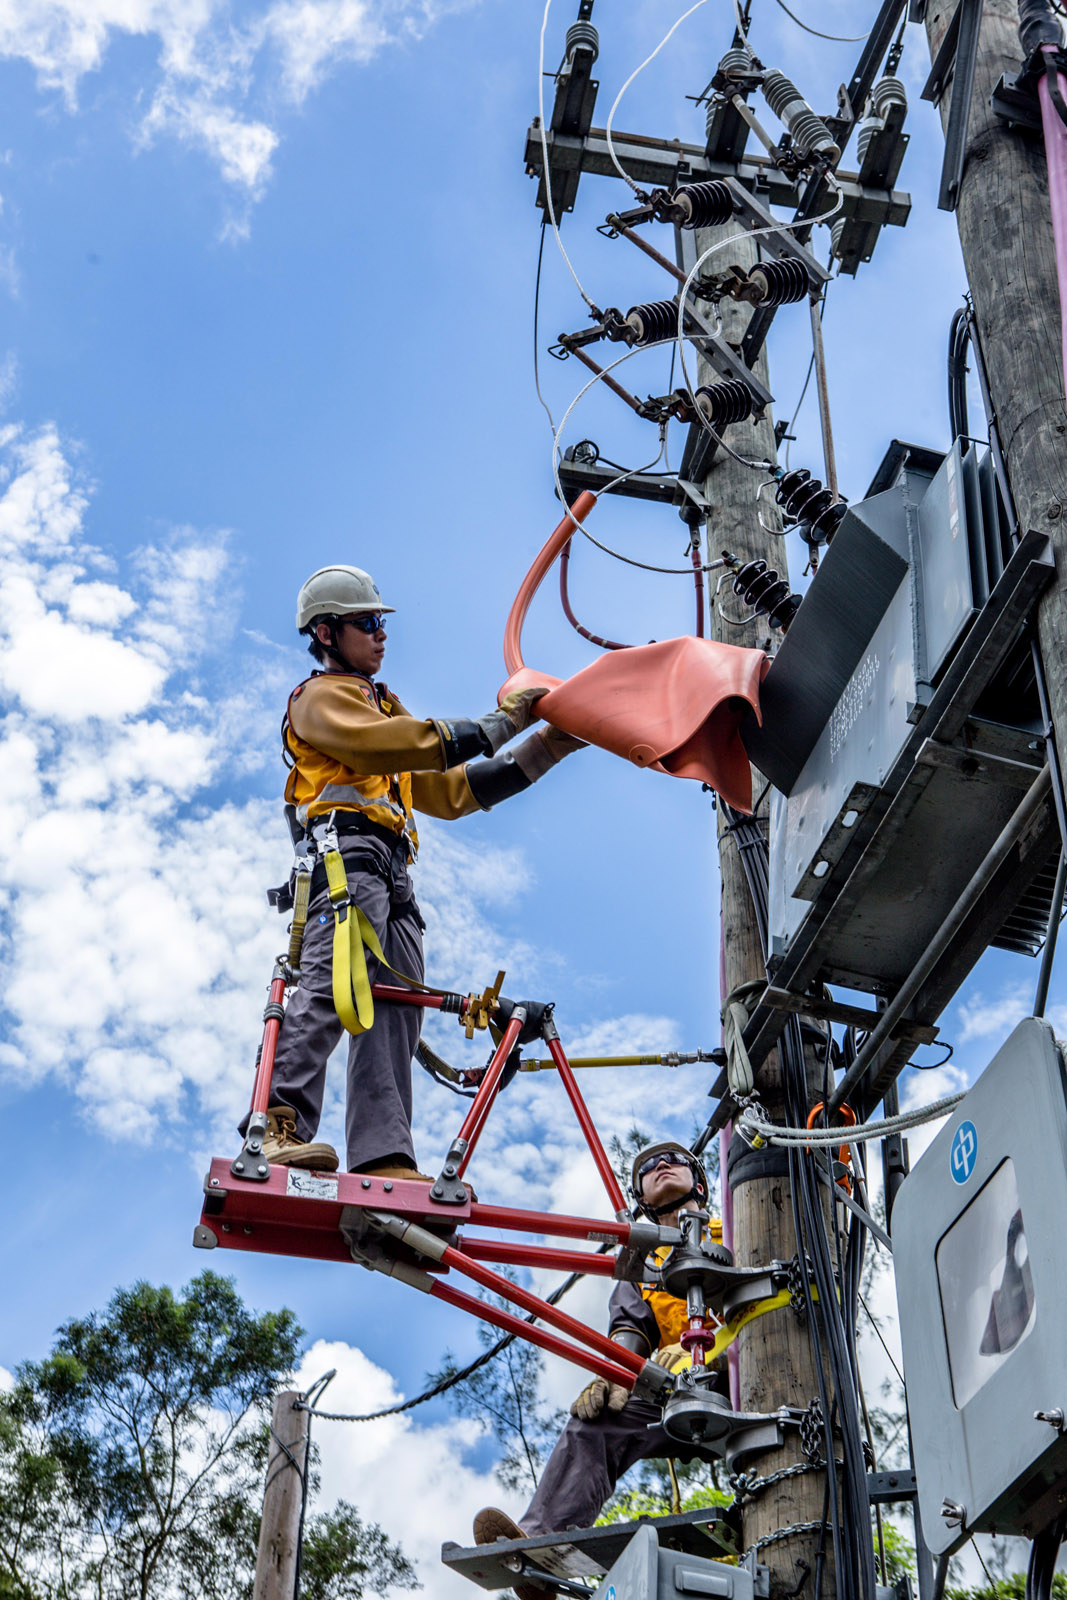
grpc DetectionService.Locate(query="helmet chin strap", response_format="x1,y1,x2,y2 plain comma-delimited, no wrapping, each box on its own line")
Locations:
639,1180,707,1221
308,618,356,671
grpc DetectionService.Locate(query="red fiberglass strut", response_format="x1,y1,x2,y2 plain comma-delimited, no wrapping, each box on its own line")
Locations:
198,977,682,1398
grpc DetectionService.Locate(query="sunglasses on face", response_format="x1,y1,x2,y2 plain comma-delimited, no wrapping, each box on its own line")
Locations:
341,613,386,635
636,1151,689,1183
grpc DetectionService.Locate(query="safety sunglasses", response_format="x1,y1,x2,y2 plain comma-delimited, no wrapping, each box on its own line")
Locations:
340,613,386,634
636,1150,689,1182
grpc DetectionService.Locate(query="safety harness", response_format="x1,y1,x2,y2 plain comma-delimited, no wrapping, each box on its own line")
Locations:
280,814,432,1036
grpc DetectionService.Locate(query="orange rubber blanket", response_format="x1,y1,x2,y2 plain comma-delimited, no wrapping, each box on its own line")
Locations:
499,493,769,813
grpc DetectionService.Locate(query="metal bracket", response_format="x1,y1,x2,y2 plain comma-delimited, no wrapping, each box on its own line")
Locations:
724,1407,807,1473
613,1219,675,1282
868,1469,918,1503
921,0,984,211
682,300,775,410
724,177,831,287
720,1263,791,1320
430,1136,473,1205
230,1111,271,1183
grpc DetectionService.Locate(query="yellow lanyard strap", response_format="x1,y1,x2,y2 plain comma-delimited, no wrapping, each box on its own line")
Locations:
705,1284,822,1363
287,866,313,971
323,848,440,1036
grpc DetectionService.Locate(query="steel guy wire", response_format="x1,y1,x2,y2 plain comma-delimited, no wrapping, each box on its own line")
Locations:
769,0,870,42
674,184,845,472
539,0,597,314
857,1289,904,1386
295,1259,597,1424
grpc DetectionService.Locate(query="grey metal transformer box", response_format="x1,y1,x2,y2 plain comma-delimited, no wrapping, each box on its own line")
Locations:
751,441,1047,989
893,1019,1067,1553
591,1524,755,1599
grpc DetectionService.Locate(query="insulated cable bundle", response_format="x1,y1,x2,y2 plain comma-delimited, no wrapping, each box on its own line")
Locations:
714,802,877,1600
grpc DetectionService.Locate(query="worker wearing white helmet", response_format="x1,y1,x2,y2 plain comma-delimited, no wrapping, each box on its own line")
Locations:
471,1144,726,1597
238,564,584,1179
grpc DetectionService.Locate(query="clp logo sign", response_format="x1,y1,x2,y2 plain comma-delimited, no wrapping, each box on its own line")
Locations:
950,1120,978,1185
606,1589,616,1600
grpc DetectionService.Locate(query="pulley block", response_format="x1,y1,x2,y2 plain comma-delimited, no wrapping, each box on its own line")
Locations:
661,1369,735,1446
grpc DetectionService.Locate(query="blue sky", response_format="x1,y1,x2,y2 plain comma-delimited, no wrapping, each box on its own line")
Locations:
0,0,1063,1587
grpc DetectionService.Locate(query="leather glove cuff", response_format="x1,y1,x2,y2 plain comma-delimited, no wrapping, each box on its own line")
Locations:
475,708,518,755
512,729,561,783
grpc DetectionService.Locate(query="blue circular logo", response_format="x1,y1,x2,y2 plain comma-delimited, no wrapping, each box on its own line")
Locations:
950,1120,978,1185
607,1589,616,1600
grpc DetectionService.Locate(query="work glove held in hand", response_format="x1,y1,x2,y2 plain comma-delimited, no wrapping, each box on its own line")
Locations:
475,688,549,756
570,1375,629,1422
500,686,549,733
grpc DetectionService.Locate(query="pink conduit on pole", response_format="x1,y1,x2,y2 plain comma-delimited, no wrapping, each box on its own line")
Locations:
499,495,770,812
1040,45,1067,396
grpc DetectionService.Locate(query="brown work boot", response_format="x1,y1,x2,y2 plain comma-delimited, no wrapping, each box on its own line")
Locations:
473,1508,554,1600
356,1160,435,1182
262,1106,339,1171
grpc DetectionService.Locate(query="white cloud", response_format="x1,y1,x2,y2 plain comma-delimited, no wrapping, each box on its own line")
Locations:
0,416,698,1176
955,983,1034,1044
293,1339,511,1598
0,1365,12,1392
0,0,475,222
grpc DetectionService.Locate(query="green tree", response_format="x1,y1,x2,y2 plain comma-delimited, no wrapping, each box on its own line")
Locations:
301,1501,419,1600
0,1272,416,1600
427,1314,566,1495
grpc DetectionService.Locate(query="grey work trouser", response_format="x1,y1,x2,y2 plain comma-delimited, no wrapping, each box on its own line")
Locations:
520,1396,684,1535
241,836,425,1172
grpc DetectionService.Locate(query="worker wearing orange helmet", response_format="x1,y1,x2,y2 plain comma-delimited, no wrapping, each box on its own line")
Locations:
472,1144,726,1599
238,563,583,1180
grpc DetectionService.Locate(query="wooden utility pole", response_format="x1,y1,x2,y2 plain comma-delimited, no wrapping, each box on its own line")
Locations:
693,219,830,1592
921,0,1067,767
254,1391,309,1600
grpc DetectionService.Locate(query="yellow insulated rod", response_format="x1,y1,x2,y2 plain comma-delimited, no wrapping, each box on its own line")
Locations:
518,1050,718,1071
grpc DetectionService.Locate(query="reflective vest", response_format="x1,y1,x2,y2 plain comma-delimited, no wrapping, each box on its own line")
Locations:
283,673,420,849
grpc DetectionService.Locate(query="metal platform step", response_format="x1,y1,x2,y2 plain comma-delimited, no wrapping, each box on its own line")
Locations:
441,1507,753,1594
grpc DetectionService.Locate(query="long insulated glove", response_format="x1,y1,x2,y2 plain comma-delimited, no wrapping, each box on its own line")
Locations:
466,723,587,809
436,687,550,765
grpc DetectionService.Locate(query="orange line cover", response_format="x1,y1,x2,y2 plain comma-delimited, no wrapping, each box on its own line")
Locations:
500,495,769,813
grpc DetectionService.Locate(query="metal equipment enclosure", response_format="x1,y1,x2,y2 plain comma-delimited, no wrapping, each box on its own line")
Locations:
720,441,1058,1113
893,1018,1067,1552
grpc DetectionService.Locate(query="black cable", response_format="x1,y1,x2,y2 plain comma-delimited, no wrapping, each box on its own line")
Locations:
948,305,972,442
769,0,869,41
718,800,877,1600
534,218,557,433
300,1261,594,1424
908,1039,955,1071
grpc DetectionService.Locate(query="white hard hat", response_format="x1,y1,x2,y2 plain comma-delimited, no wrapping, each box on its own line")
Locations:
295,565,395,631
630,1142,709,1214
